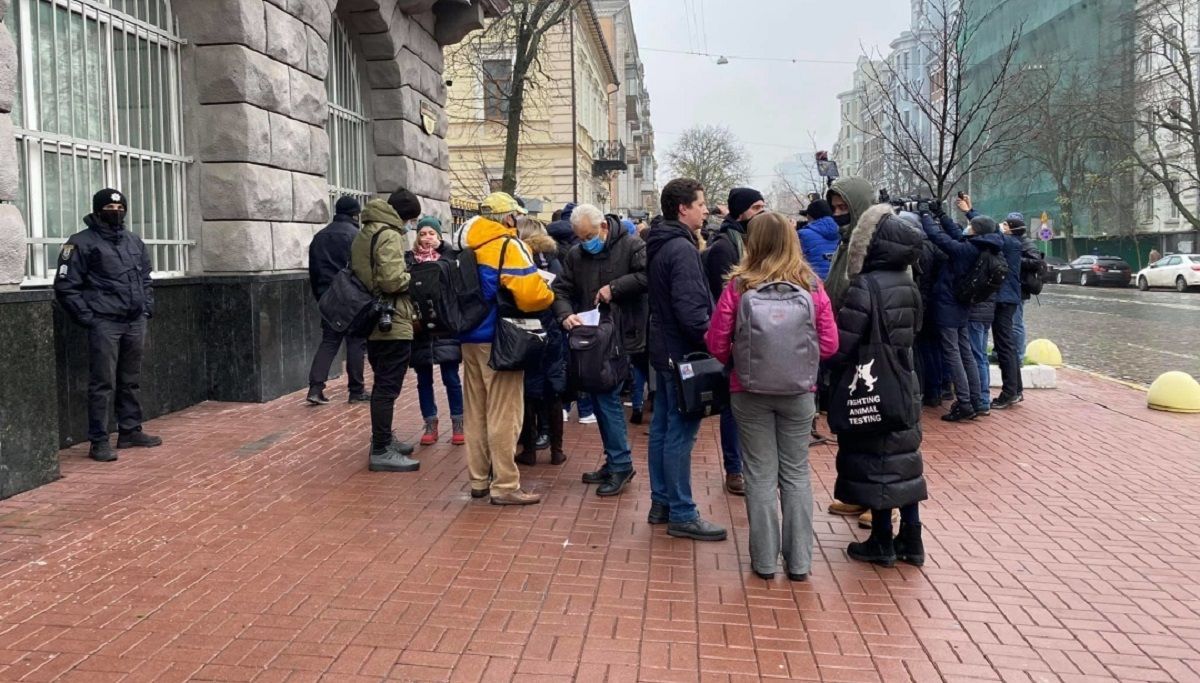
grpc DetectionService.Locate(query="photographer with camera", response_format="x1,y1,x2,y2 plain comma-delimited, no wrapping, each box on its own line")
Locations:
350,191,421,473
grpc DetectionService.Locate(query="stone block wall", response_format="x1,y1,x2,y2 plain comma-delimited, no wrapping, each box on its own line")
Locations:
0,2,22,286
174,0,473,274
0,0,489,284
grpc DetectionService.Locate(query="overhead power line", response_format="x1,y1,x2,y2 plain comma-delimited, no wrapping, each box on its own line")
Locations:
640,47,859,65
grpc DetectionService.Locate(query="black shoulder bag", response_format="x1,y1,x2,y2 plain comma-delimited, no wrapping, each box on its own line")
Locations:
318,228,396,338
488,238,548,371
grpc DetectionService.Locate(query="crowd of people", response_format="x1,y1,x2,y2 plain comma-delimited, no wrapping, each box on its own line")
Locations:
55,174,1047,579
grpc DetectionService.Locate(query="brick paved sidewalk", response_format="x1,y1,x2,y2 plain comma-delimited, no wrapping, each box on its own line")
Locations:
0,369,1198,682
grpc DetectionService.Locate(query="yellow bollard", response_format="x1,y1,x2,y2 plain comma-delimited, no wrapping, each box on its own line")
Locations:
1025,339,1063,367
1147,371,1200,414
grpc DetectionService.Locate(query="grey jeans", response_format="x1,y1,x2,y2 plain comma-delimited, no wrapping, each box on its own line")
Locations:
939,324,979,408
730,391,817,576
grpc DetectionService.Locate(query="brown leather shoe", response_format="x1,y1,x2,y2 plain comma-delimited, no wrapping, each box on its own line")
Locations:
724,473,745,496
857,509,900,529
828,500,867,516
490,489,542,506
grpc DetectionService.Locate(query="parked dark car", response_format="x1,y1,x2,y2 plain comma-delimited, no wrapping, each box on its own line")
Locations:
1042,256,1068,283
1055,255,1133,287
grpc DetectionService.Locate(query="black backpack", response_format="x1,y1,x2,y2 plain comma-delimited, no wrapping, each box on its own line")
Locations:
1021,257,1049,297
567,308,629,394
408,244,492,336
955,248,1009,305
318,228,397,337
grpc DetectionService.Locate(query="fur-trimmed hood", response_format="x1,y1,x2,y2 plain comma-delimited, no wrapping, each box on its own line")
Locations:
524,232,559,256
846,204,925,277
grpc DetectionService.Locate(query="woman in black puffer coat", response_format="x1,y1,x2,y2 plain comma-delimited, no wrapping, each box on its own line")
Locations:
407,218,465,446
830,204,929,568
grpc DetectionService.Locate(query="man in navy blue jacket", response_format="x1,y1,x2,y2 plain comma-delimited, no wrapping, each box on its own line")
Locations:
306,195,369,406
919,198,1010,422
644,178,726,542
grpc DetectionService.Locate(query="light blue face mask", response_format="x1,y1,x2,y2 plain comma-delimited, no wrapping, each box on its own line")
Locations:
581,234,604,254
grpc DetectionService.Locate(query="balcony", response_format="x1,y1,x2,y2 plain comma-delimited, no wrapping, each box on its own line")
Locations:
593,140,628,174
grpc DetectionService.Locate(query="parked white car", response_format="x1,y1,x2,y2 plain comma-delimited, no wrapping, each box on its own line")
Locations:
1136,254,1200,292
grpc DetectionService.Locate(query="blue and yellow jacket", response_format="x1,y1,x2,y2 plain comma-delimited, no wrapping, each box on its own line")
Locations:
453,215,555,344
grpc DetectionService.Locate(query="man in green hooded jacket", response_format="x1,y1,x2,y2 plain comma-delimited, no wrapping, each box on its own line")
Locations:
820,175,879,520
350,191,421,473
823,176,877,311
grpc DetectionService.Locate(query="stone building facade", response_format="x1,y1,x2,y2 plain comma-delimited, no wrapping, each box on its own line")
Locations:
0,0,503,499
444,0,619,215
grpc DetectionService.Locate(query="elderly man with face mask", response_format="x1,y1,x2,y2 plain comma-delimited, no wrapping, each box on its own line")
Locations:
552,203,648,498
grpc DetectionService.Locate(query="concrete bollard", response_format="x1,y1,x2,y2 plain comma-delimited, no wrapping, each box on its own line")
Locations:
1025,339,1063,368
1147,371,1200,413
989,365,1058,390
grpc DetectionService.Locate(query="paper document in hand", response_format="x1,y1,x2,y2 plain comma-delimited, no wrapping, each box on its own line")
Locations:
537,269,557,284
578,308,601,326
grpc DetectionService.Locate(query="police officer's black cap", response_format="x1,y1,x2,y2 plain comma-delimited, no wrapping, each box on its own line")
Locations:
93,188,127,214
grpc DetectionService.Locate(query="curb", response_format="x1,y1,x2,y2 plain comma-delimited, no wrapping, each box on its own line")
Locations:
1062,365,1149,393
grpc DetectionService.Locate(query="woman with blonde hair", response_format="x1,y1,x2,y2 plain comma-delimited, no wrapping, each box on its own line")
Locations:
705,211,839,581
513,216,568,466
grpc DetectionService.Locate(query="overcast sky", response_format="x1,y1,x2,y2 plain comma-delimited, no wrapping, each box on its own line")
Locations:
629,0,911,193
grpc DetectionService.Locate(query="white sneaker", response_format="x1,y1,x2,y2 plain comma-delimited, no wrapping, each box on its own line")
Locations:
562,409,570,422
579,414,597,425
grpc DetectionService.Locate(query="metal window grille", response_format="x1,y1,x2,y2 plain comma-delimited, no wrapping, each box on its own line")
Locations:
11,0,190,284
326,17,370,206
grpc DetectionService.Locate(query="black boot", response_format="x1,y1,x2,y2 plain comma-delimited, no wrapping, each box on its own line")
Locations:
893,522,925,567
847,512,896,567
596,469,635,497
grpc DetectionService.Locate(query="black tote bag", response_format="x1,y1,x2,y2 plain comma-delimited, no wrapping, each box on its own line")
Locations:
488,238,548,371
828,277,918,435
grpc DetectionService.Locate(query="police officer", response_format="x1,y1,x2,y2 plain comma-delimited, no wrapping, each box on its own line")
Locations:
54,188,161,462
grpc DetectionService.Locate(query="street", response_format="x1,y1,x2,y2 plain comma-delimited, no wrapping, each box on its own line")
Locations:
1025,284,1200,386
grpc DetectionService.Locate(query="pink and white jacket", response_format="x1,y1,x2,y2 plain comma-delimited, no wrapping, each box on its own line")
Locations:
704,279,839,393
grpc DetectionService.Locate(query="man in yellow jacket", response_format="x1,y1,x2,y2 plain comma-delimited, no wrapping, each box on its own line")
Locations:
454,192,555,504
350,194,420,473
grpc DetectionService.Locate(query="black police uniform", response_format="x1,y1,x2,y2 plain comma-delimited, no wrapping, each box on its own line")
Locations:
54,190,155,445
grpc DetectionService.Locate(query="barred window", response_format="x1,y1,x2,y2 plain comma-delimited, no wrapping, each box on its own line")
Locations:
326,16,370,204
11,0,189,283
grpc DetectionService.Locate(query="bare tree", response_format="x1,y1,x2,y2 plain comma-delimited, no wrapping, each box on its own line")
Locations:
1003,67,1128,259
446,1,580,195
1112,0,1200,230
857,0,1033,202
664,125,752,203
768,173,808,216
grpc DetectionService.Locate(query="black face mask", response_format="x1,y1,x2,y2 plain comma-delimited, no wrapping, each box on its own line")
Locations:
99,209,126,227
834,213,852,227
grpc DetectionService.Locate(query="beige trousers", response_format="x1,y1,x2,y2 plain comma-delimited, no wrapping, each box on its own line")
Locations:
461,343,525,495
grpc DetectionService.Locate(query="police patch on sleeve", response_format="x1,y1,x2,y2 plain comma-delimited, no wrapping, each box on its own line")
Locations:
59,244,75,260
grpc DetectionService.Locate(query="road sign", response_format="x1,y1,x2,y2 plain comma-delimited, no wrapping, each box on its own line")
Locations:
1039,226,1054,241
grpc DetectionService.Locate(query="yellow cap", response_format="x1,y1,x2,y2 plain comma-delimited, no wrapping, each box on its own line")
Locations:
480,191,527,216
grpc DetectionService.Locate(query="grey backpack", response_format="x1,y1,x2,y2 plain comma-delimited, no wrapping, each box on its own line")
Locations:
733,281,820,395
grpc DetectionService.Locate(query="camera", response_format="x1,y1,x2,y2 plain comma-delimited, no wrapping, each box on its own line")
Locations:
879,189,937,215
376,301,397,333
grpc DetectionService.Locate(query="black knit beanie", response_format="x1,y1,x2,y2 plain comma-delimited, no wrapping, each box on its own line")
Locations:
805,199,833,220
388,188,422,221
727,187,764,220
335,195,362,216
